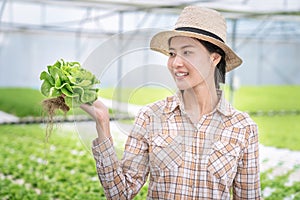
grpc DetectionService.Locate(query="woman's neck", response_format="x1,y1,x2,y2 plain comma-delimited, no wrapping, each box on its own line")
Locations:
182,83,218,123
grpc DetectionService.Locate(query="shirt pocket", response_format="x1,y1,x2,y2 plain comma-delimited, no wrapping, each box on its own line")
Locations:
207,141,240,180
150,134,183,171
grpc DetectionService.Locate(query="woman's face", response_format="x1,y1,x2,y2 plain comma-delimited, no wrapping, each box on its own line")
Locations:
167,36,217,90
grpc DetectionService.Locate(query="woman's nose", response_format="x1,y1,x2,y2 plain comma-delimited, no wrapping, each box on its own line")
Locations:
172,54,184,68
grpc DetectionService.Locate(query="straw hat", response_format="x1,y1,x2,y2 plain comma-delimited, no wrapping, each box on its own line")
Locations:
150,6,242,72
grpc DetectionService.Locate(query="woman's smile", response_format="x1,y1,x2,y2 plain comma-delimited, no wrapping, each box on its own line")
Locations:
175,71,189,78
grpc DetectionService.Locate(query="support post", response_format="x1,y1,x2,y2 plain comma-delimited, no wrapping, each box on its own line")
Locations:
229,19,237,104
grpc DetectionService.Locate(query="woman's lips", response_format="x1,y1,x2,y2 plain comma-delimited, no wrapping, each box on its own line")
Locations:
175,72,189,77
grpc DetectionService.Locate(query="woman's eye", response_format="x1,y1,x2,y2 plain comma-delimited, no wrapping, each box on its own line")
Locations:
169,52,175,57
183,51,192,55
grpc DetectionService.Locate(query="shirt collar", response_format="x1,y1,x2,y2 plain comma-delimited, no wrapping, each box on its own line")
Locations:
163,91,182,114
163,90,234,117
216,90,234,117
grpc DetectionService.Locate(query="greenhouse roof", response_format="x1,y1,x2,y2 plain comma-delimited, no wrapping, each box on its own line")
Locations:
1,0,300,36
4,0,300,17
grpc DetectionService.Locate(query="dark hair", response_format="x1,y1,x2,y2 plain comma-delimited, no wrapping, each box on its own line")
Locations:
197,39,226,89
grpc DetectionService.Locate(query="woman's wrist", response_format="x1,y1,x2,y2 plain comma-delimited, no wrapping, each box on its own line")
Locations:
96,124,113,144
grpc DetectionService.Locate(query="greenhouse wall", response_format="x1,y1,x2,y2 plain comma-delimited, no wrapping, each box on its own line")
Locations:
1,1,300,88
1,30,299,89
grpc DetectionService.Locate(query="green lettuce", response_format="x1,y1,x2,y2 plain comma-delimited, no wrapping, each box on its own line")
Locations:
40,59,100,106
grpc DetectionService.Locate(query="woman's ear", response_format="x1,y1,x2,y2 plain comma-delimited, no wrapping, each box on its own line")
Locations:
210,52,222,67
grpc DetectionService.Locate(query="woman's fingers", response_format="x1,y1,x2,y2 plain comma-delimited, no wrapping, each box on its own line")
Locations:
80,100,110,127
80,100,112,140
91,100,110,121
93,99,107,109
80,103,97,120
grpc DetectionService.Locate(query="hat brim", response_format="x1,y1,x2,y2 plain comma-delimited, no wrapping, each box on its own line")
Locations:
150,30,242,72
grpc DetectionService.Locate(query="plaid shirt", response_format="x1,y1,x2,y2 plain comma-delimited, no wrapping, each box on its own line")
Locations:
92,90,261,199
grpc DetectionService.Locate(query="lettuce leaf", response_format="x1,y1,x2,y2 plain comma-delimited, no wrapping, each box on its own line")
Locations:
40,59,100,107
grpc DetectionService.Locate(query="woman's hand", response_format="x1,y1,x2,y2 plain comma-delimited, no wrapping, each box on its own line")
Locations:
80,100,112,143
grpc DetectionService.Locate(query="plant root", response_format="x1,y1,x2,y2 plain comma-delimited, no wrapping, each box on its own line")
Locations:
42,95,70,142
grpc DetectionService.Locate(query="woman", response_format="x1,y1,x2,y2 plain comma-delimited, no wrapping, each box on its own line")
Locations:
81,6,261,199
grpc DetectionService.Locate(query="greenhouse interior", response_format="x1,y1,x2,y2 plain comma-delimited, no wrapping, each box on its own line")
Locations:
0,0,300,199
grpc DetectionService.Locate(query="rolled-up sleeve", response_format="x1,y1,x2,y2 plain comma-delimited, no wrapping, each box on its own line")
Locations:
92,109,150,199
